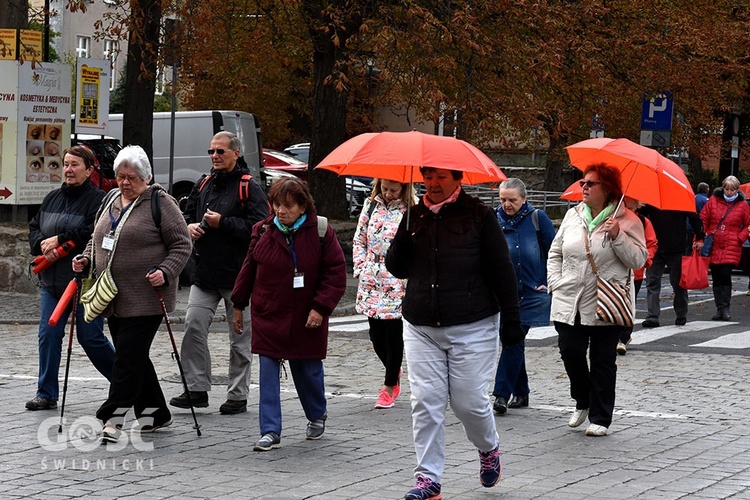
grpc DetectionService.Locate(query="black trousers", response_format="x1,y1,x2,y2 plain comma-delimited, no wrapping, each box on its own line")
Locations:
367,317,404,387
555,315,620,428
96,314,171,425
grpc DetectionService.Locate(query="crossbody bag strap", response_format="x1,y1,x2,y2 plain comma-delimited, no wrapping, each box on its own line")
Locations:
710,203,736,236
584,227,632,287
583,232,599,277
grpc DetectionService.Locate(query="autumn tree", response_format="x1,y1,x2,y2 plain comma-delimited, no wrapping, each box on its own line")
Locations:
176,0,750,199
68,0,164,163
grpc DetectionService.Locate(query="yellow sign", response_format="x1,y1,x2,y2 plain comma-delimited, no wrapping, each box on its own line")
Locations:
0,29,15,60
78,64,101,125
19,30,42,62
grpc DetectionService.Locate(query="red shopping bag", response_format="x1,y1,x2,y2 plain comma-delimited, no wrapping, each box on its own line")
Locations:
680,250,710,290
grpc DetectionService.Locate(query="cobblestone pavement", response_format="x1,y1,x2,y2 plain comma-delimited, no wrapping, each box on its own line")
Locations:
1,284,749,499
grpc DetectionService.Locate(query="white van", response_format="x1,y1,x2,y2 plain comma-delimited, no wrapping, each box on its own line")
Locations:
100,110,262,202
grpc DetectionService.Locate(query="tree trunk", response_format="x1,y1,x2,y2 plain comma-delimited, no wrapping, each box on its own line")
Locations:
122,0,161,168
306,27,349,219
0,1,28,29
542,121,572,192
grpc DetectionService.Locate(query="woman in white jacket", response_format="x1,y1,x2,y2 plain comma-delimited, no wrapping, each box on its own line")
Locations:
547,163,647,437
353,178,415,409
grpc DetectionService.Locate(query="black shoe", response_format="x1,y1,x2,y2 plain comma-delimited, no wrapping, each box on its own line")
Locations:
25,396,57,411
493,397,508,415
712,312,723,321
219,399,247,414
508,394,529,408
169,391,208,409
136,419,172,433
675,317,687,326
641,319,660,328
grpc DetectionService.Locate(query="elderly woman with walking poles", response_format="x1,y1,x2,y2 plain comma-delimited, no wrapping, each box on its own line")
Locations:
73,145,191,443
27,145,116,412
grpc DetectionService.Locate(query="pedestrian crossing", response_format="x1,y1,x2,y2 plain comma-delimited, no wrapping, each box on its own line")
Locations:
330,316,750,350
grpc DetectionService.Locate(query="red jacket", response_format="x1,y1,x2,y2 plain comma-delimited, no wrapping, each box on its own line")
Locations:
634,216,657,281
231,212,347,360
700,191,750,266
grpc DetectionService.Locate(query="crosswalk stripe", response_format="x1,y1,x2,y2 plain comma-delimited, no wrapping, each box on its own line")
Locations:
527,326,557,340
691,331,750,349
328,316,750,350
629,320,737,344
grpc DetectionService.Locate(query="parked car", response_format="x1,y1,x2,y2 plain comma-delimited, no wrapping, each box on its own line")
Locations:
279,142,370,214
70,134,121,192
282,142,310,163
262,149,308,180
262,167,299,189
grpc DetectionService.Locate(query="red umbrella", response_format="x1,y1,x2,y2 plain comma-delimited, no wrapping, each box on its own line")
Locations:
565,137,695,212
740,182,750,198
316,130,506,185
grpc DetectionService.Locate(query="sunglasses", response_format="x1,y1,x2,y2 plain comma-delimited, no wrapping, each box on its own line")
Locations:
207,149,227,155
579,180,601,188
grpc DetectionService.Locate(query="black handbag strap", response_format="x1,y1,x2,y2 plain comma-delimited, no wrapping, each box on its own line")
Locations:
709,203,736,236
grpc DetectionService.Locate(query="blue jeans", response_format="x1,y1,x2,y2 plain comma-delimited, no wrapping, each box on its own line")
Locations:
37,287,115,401
492,327,530,400
258,355,326,435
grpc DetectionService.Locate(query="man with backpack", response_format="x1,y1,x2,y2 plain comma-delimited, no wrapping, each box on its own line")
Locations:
170,131,269,414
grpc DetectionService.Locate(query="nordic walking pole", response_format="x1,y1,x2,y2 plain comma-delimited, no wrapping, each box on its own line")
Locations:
51,276,80,433
149,268,202,436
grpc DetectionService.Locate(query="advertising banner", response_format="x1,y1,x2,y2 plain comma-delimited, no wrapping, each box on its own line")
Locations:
75,58,110,134
19,30,43,62
0,60,72,205
0,29,16,60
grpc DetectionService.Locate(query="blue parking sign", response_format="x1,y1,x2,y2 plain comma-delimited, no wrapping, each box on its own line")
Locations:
641,93,673,130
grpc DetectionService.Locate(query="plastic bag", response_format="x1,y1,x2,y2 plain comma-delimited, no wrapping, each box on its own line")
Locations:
680,250,710,290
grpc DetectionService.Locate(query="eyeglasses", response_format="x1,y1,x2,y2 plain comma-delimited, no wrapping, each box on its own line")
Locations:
207,149,227,155
579,180,601,188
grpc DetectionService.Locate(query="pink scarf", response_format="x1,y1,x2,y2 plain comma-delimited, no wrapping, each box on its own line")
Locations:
423,186,461,214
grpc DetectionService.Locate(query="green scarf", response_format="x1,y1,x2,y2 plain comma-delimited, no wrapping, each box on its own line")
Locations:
582,202,615,233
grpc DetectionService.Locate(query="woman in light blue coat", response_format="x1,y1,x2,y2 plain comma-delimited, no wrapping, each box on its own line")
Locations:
492,178,556,416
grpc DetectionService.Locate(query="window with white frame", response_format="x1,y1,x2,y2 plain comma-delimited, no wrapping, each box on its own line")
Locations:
76,36,90,58
103,40,118,90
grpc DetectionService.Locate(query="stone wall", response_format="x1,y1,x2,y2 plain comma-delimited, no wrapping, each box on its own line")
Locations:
0,225,38,294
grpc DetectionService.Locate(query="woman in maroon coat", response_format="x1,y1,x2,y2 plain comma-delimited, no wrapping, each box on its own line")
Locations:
700,175,750,320
231,177,346,451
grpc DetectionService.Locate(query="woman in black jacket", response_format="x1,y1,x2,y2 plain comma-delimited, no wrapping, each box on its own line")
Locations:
26,146,115,411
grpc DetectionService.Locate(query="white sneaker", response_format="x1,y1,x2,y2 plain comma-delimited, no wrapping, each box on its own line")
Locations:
585,424,608,436
568,408,589,427
617,341,627,355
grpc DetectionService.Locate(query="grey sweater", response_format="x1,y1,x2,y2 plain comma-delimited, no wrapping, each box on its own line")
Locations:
85,185,191,316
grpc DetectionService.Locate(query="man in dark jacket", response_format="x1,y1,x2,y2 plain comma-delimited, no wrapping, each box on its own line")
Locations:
170,131,268,414
641,206,705,327
386,167,524,500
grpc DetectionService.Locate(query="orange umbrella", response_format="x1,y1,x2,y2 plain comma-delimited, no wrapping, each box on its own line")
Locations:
316,130,506,185
565,137,695,212
740,182,750,198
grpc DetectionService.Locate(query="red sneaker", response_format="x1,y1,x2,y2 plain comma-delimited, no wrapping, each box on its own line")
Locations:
374,389,395,409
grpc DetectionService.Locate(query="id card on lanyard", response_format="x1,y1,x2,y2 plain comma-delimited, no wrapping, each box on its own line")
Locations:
287,235,305,288
105,199,133,251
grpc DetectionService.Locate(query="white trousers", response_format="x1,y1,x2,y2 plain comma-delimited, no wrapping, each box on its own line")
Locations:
404,314,500,483
181,285,252,400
